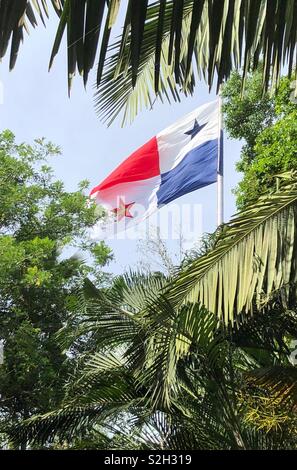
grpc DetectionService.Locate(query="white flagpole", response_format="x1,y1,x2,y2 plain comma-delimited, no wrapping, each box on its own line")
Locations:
217,87,224,226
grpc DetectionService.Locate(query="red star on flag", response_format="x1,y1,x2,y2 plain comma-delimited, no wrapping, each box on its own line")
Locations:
111,198,135,222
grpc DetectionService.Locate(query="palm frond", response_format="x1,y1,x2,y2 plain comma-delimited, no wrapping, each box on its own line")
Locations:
95,0,297,125
7,350,140,446
57,271,167,351
8,403,128,447
169,175,297,326
95,0,195,125
2,1,297,121
246,365,297,405
8,286,297,449
0,0,62,70
229,308,297,361
137,295,219,409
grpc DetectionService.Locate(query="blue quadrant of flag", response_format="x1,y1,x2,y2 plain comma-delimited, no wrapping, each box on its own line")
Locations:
157,139,218,206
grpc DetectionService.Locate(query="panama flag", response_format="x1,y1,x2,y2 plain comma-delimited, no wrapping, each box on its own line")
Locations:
90,100,220,235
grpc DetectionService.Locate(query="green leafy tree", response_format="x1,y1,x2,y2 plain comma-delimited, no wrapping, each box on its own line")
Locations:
0,130,112,443
222,69,275,170
222,71,297,208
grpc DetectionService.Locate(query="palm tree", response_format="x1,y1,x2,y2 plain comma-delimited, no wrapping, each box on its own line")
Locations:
6,197,297,449
2,1,297,122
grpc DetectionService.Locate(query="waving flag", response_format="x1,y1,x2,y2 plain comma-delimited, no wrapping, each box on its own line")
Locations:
90,100,220,234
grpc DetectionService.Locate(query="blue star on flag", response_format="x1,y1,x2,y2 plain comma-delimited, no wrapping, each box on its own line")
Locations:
185,119,207,140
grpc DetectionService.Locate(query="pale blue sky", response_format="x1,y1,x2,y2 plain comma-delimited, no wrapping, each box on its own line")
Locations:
0,12,242,274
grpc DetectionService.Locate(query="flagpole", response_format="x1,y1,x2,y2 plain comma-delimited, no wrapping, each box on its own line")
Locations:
217,86,224,227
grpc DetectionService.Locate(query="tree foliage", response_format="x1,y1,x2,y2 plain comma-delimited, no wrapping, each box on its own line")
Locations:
0,130,112,439
223,71,297,208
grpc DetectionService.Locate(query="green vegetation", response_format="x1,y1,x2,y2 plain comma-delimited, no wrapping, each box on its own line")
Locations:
7,269,297,449
0,131,112,446
223,72,297,208
0,69,296,449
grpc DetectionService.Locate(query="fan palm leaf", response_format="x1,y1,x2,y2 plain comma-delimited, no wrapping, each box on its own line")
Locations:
63,272,220,410
57,272,167,351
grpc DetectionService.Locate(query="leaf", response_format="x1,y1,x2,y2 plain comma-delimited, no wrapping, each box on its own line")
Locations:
246,365,297,404
168,176,297,326
1,0,297,112
95,1,194,125
0,1,63,68
83,0,105,86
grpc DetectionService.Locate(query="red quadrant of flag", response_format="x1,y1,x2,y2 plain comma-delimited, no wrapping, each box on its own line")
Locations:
90,137,160,195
